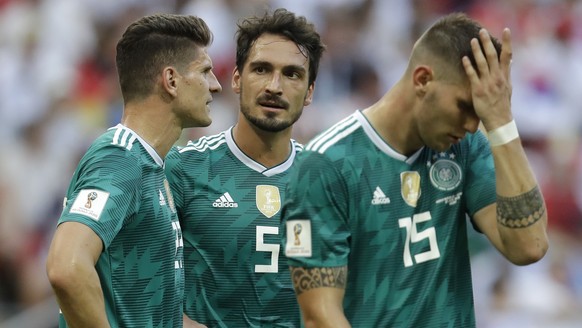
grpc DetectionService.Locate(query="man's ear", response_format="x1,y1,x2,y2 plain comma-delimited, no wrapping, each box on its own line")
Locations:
231,67,241,94
162,66,179,98
412,65,433,96
303,82,315,107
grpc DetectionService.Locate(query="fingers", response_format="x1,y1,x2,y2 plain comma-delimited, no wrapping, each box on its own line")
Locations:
463,27,513,129
500,28,513,78
468,28,508,76
462,55,478,83
471,30,490,76
480,29,500,73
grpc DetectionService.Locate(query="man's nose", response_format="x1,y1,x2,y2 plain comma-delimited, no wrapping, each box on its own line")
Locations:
266,73,283,94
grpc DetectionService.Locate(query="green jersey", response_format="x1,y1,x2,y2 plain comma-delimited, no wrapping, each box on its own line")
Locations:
281,111,496,327
57,124,184,328
165,127,302,328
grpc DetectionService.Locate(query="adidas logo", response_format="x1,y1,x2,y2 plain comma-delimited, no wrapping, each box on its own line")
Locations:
371,186,390,205
212,192,239,208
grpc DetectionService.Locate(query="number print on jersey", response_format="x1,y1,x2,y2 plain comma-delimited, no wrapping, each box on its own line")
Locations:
398,212,441,267
255,226,280,273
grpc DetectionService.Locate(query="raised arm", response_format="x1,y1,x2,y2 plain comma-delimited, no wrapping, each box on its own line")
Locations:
290,266,350,328
464,28,548,265
46,222,110,327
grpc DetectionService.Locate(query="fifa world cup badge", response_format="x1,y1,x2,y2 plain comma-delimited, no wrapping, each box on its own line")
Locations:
285,220,312,257
85,191,98,208
293,223,303,245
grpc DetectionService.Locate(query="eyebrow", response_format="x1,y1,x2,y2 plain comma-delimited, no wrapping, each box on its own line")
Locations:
249,60,307,74
192,57,213,71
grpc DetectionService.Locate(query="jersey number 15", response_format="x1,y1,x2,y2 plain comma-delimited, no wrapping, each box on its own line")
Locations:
398,211,441,267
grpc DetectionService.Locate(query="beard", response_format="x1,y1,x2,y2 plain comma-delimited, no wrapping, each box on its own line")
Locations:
239,94,303,133
240,105,302,132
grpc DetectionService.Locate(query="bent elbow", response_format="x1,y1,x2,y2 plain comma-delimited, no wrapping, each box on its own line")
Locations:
507,241,549,266
46,258,79,292
46,261,66,291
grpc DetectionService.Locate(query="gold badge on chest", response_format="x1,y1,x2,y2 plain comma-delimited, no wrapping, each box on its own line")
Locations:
256,185,281,218
401,171,421,207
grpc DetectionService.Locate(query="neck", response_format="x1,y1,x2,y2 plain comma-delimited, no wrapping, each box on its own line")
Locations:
232,115,292,168
121,100,181,159
362,82,423,156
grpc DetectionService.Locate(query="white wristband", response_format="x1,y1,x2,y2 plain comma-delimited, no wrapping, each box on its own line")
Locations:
487,120,519,147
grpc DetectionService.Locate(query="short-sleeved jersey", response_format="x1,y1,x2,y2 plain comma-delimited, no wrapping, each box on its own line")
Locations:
281,111,496,327
57,124,184,328
165,127,302,327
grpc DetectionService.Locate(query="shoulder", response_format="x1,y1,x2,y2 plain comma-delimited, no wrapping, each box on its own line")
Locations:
176,131,227,157
165,131,227,174
96,125,142,152
458,130,491,155
305,113,361,155
89,126,148,158
463,129,488,144
74,127,158,189
298,115,362,169
83,127,144,167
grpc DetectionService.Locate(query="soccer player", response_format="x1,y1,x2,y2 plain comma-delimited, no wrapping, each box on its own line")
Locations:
45,14,222,328
281,13,549,327
165,8,325,327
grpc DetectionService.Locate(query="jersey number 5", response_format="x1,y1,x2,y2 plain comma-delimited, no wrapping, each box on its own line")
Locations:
398,211,441,267
255,226,280,273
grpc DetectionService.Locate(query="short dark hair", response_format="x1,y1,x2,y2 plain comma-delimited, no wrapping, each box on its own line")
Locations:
415,12,502,80
116,13,213,103
235,8,325,87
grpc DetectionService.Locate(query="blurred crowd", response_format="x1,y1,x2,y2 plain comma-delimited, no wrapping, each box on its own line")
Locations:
1,0,581,327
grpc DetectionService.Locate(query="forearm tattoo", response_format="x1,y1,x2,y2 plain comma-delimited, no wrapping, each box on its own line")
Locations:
497,186,545,228
290,266,347,295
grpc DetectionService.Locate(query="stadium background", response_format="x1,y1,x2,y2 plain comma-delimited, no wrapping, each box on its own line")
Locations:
1,0,581,327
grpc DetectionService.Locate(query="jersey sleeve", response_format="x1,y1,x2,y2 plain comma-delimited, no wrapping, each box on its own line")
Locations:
59,146,142,249
464,131,497,218
281,150,351,268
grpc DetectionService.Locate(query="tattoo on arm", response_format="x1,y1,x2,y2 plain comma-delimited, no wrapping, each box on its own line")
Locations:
290,266,347,295
497,186,545,228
